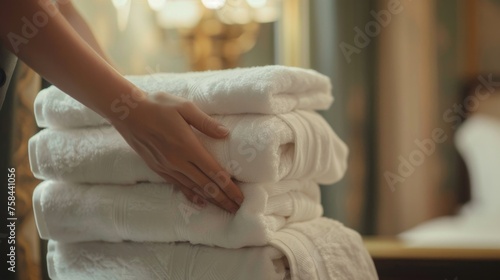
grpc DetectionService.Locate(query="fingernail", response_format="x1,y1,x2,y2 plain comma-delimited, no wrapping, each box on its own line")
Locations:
217,125,229,135
235,196,244,206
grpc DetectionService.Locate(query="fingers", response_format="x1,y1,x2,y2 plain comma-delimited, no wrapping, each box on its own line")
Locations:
190,150,244,204
159,171,207,208
173,132,244,205
121,102,243,213
165,170,233,213
134,136,240,214
179,162,241,214
168,170,209,200
170,171,235,212
179,102,229,139
178,186,207,208
180,137,245,211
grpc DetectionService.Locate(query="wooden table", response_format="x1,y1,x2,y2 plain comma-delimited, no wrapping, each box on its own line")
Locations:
363,237,500,280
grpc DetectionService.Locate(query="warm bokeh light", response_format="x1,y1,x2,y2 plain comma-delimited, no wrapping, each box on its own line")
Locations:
217,3,252,25
252,2,279,23
156,0,202,29
111,0,128,8
147,0,166,11
246,0,267,9
201,0,226,10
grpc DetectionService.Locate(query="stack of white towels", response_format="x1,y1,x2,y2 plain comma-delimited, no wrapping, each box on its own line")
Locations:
29,66,377,280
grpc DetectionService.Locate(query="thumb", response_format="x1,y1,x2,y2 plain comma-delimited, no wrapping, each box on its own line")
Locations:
180,102,229,138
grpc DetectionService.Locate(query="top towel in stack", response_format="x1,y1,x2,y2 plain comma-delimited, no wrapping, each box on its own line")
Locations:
30,66,348,185
34,65,333,128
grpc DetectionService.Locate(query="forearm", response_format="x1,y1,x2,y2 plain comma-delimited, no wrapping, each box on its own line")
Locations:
57,1,114,66
0,0,142,121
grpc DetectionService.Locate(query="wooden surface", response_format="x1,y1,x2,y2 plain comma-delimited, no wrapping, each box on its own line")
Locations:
364,237,500,260
364,237,500,280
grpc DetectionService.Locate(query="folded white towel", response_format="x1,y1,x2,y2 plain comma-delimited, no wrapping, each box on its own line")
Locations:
35,66,333,128
47,240,289,280
47,218,378,280
33,180,322,248
29,111,348,184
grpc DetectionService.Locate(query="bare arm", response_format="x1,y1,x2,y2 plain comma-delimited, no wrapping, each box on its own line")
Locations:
0,0,243,213
57,1,114,65
0,0,126,117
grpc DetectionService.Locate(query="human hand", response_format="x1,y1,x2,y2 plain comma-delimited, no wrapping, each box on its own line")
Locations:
0,0,245,213
109,91,244,213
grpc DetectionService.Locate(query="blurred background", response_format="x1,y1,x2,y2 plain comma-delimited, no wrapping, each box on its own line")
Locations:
2,0,500,279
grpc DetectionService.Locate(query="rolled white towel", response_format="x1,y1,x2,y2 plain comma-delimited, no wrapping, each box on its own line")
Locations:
47,218,378,280
35,65,333,128
29,111,348,184
47,240,288,280
33,180,322,248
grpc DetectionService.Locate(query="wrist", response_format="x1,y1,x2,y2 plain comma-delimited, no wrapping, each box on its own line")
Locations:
100,86,149,125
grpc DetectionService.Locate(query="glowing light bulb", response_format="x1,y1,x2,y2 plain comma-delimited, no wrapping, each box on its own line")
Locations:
201,0,226,10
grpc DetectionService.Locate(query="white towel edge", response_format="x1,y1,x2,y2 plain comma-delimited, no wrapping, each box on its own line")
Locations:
32,183,50,240
28,136,41,179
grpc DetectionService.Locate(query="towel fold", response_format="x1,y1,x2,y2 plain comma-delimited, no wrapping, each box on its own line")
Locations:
29,111,348,184
269,218,378,280
47,240,288,280
35,66,333,128
33,180,322,248
47,218,378,280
